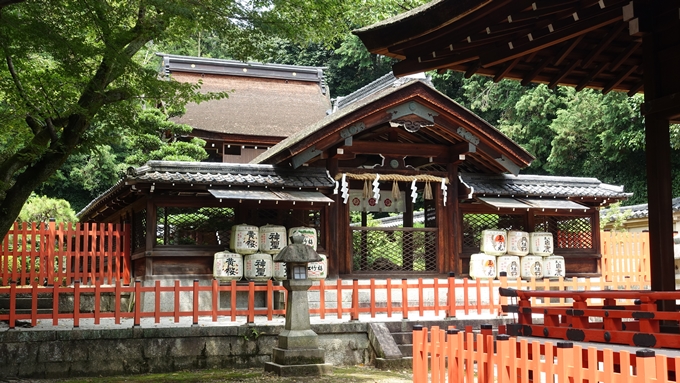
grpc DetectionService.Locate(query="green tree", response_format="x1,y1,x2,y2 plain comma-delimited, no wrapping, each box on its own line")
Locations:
0,0,367,238
17,193,77,223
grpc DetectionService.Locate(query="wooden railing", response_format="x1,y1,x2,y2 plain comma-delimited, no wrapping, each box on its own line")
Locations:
413,326,680,383
499,287,680,349
0,222,131,286
601,231,650,283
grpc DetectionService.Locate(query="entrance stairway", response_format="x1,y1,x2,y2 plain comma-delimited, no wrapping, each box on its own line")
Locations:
368,318,512,369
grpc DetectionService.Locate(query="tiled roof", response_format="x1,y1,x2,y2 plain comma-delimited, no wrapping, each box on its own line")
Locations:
77,161,335,219
601,197,680,219
333,72,433,111
127,161,335,188
460,173,632,200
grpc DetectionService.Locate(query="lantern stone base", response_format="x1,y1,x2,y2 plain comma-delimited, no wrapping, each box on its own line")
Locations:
264,362,332,377
265,347,331,377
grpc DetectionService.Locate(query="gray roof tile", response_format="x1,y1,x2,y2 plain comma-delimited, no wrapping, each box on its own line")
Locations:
460,173,632,200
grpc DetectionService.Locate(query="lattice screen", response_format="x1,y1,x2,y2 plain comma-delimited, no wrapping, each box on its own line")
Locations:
462,213,526,251
156,207,235,246
133,209,146,252
352,228,437,272
534,215,593,249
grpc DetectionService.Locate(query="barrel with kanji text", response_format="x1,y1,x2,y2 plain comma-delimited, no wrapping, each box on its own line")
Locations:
213,250,243,282
244,253,273,281
230,224,260,255
469,253,497,280
259,224,287,255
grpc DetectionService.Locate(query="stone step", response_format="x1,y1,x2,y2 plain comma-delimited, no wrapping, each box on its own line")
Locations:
390,331,413,345
398,343,413,357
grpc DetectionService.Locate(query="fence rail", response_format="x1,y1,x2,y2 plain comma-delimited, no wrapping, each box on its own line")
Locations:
413,326,680,383
0,222,130,286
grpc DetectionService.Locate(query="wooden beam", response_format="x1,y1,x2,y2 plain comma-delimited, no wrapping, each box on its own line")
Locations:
549,59,582,88
610,40,643,72
576,62,608,91
494,57,521,82
554,34,585,66
582,23,626,68
480,7,622,68
340,141,450,160
521,57,551,85
602,64,638,94
641,91,680,119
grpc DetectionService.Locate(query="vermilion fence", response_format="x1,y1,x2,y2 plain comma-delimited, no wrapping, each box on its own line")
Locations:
413,326,680,383
0,222,130,286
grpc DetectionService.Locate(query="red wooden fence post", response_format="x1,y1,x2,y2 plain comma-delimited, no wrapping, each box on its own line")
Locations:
73,280,81,328
401,278,408,320
133,280,141,327
412,325,425,383
351,279,359,321
446,272,456,318
8,281,17,329
193,279,200,326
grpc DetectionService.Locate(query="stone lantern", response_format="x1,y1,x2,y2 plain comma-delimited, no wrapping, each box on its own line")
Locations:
264,235,330,376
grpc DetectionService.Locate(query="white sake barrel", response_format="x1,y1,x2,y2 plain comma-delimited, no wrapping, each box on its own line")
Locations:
469,253,497,280
213,250,243,282
230,224,260,254
496,255,520,280
543,255,565,279
273,261,287,281
288,226,317,251
259,224,287,255
530,232,553,255
480,230,507,255
521,255,544,280
308,254,327,280
507,231,530,256
244,253,273,281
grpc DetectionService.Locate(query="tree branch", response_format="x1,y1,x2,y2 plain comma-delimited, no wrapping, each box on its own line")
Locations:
102,88,131,104
4,54,44,123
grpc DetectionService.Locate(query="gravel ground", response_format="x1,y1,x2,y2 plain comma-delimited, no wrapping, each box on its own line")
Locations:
5,366,414,383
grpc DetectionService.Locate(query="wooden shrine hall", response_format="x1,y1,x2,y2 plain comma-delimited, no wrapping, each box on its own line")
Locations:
79,72,629,281
354,0,680,298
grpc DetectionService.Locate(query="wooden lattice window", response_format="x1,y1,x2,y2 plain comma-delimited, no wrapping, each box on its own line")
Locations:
352,227,438,272
533,215,593,250
156,207,235,246
462,213,526,252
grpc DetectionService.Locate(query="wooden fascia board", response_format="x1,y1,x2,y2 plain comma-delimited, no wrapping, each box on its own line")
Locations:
339,141,450,161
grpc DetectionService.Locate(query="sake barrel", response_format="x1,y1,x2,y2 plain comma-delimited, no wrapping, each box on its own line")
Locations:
288,226,317,251
244,253,273,281
213,250,243,282
530,232,554,256
480,230,507,255
543,255,565,279
469,253,497,280
520,255,544,280
273,261,287,281
496,255,520,280
230,224,260,254
259,224,287,255
307,254,327,280
507,231,530,256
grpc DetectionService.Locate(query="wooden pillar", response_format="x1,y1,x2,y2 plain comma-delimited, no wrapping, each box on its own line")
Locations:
640,5,679,307
448,164,460,274
144,196,156,278
403,193,414,271
434,184,449,273
327,158,340,278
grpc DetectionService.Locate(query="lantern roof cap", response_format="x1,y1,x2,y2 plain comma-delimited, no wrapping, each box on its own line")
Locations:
273,236,322,263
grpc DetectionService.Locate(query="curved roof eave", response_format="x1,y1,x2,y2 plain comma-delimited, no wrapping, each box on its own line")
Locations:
251,79,533,171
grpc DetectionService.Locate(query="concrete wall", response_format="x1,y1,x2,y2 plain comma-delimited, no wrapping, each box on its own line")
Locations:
0,322,371,380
